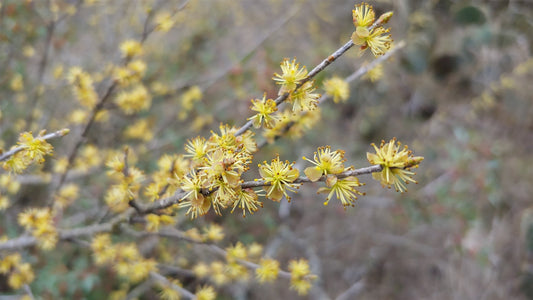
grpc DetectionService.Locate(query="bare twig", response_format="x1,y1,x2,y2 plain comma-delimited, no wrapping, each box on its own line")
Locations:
150,271,196,299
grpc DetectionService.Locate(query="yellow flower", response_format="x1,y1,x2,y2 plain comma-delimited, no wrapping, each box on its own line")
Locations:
180,86,203,112
193,263,210,278
352,2,375,28
204,224,225,242
10,73,24,92
124,118,153,141
288,258,316,295
115,85,152,114
17,131,54,164
352,26,393,57
231,188,262,217
258,156,300,201
317,175,364,208
184,137,208,164
196,285,216,300
67,67,98,108
226,242,247,262
248,94,279,128
323,77,349,103
119,39,143,58
367,138,423,192
303,146,346,181
154,12,175,32
273,58,308,95
287,81,320,111
255,258,280,283
364,62,384,82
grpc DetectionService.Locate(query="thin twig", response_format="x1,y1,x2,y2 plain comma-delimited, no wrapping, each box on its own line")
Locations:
150,271,196,299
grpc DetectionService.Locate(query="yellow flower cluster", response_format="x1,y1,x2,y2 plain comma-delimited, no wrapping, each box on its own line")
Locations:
0,254,35,290
67,67,99,108
91,234,157,282
0,174,20,210
54,183,79,209
114,84,152,115
124,118,154,141
302,146,365,208
145,213,175,232
271,58,320,112
351,3,393,57
263,109,321,143
119,39,143,58
10,73,24,92
175,124,257,218
158,279,182,300
255,258,280,283
288,259,317,296
104,152,144,212
178,86,203,120
113,59,147,86
3,131,55,174
367,138,424,192
323,76,350,103
18,208,58,250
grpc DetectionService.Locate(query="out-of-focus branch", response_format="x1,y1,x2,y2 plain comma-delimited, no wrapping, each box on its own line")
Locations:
0,209,134,251
150,271,196,299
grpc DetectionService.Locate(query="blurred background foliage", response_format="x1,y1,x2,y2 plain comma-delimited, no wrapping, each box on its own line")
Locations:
1,0,533,299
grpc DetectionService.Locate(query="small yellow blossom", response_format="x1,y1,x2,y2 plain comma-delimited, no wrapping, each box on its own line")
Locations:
196,285,216,300
256,258,280,283
17,207,58,250
323,77,349,103
184,137,208,164
158,279,181,300
115,85,152,114
258,156,300,201
352,26,393,57
22,45,35,57
67,67,98,108
231,188,262,217
248,242,263,258
352,2,375,28
226,242,247,262
303,146,346,181
124,118,153,141
364,62,384,82
54,183,79,209
367,138,423,192
248,95,279,128
204,224,225,242
288,258,316,295
193,263,210,278
210,261,229,285
317,175,365,208
273,58,308,95
119,39,143,58
287,81,320,111
10,73,24,92
155,12,175,32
